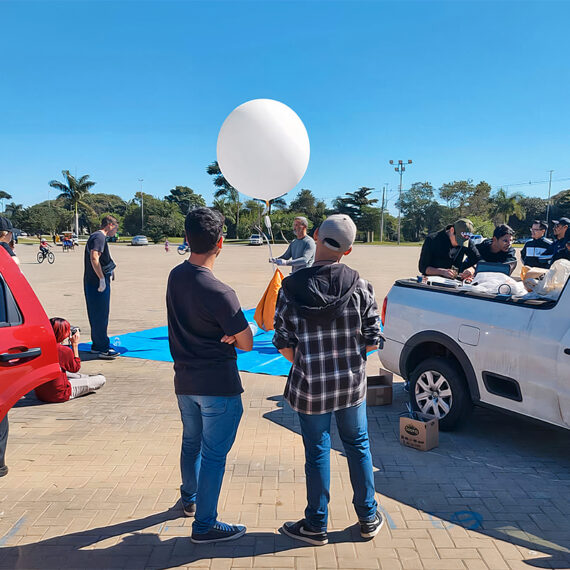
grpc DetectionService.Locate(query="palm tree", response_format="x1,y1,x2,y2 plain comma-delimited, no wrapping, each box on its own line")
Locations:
0,191,12,213
207,162,241,237
49,170,96,235
491,188,525,225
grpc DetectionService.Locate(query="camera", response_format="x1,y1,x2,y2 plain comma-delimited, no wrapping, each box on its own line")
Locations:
70,326,80,337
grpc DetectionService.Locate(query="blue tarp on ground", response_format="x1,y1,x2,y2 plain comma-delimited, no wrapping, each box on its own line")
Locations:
79,309,292,377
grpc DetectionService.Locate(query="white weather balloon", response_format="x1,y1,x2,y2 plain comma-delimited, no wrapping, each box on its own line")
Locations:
217,99,310,202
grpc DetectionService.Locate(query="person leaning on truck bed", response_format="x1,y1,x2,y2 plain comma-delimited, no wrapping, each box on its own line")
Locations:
476,224,517,275
418,218,480,280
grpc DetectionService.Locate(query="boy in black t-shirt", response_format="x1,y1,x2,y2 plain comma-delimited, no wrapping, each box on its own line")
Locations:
167,208,253,544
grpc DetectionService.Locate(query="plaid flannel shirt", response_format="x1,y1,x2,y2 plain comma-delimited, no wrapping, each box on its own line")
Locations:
273,277,381,414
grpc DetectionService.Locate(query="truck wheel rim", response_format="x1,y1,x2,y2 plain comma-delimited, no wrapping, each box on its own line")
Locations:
415,370,453,418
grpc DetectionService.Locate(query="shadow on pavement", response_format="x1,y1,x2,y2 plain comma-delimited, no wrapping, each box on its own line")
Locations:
0,505,369,569
262,390,570,569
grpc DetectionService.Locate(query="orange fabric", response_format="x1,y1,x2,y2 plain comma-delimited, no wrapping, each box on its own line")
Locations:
254,268,284,331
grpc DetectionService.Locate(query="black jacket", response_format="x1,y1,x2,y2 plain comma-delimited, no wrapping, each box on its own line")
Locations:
521,236,552,268
418,229,480,274
281,263,360,322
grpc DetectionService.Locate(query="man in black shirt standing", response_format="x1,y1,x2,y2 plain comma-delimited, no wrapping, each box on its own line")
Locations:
167,207,253,544
521,220,551,268
476,224,517,275
83,215,119,359
418,218,480,280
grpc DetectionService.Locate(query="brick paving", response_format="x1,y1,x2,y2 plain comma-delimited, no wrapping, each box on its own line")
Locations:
1,243,569,569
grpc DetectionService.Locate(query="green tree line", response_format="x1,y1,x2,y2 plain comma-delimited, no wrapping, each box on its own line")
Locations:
2,168,569,243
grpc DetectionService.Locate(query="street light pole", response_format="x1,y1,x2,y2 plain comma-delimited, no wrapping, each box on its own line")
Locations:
389,159,412,245
545,170,554,228
380,185,386,243
138,179,144,231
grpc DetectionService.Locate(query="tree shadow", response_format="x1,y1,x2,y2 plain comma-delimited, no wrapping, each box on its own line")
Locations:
262,391,570,569
0,505,368,569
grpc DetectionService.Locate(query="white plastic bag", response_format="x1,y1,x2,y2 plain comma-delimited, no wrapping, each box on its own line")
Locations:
532,259,570,300
468,272,527,296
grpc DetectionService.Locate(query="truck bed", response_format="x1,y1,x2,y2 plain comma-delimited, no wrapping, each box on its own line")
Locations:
393,278,557,309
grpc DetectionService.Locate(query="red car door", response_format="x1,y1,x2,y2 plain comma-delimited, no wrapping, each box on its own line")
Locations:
0,248,60,421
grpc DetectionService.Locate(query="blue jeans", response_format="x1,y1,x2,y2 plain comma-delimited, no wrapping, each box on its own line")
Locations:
0,415,8,467
84,277,111,352
177,394,243,533
298,401,378,532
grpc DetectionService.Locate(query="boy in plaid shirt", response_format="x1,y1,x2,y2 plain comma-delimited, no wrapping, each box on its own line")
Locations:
273,214,383,546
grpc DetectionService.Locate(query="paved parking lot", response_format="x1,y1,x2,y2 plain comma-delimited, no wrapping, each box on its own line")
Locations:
1,242,569,569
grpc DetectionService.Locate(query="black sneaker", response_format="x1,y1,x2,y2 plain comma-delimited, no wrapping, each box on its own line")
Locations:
182,501,196,517
93,348,119,360
0,464,7,477
281,519,328,546
359,511,384,538
191,521,246,544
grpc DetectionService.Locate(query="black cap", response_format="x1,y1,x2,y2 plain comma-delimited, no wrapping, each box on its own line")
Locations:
0,216,13,232
552,217,570,226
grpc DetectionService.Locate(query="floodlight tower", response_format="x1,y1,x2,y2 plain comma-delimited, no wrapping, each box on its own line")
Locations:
389,159,413,245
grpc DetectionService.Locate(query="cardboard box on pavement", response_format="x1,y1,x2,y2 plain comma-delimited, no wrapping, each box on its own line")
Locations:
367,368,393,406
399,412,438,451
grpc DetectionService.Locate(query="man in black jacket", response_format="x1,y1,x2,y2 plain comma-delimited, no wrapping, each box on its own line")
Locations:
542,217,570,266
418,218,480,280
521,220,551,268
476,224,517,275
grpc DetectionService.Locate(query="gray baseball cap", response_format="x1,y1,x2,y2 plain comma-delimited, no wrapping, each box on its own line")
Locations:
318,214,357,253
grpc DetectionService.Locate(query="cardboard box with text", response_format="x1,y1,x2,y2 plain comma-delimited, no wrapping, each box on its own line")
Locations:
399,412,438,451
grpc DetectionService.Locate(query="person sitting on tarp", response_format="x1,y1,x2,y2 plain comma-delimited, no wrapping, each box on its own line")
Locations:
35,318,106,403
476,224,517,275
418,218,480,280
269,216,315,272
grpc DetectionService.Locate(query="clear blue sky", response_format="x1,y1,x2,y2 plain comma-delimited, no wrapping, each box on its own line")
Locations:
1,0,569,214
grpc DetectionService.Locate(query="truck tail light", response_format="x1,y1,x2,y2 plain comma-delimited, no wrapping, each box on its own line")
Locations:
381,296,387,327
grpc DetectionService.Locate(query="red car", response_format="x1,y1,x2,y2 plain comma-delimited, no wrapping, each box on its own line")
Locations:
0,247,60,422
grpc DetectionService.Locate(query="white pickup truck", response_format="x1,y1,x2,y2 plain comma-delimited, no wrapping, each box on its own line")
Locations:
378,276,570,431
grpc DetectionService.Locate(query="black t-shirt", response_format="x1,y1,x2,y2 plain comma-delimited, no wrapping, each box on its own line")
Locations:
84,231,113,284
166,262,249,396
418,229,480,274
476,239,517,272
0,242,15,257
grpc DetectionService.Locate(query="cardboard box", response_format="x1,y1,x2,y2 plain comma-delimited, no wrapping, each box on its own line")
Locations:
399,412,438,451
367,368,393,406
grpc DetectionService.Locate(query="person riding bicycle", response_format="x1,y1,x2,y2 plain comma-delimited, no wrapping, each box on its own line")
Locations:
39,238,51,256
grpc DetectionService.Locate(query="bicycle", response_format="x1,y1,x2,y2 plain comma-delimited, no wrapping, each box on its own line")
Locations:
37,249,55,264
177,243,191,255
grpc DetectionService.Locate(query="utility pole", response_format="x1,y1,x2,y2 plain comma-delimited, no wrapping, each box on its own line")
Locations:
545,170,554,228
389,159,413,245
380,185,386,243
138,179,144,231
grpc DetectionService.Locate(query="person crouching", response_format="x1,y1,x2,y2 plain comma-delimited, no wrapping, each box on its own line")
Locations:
35,318,106,403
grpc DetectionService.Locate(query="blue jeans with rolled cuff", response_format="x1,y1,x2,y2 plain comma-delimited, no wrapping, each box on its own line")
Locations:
177,394,243,534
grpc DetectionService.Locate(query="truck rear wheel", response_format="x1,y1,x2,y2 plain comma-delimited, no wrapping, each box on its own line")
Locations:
409,357,472,431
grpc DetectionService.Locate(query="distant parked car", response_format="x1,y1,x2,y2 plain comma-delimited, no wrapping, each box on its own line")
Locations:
249,234,264,246
469,234,484,246
131,235,149,246
515,237,531,244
